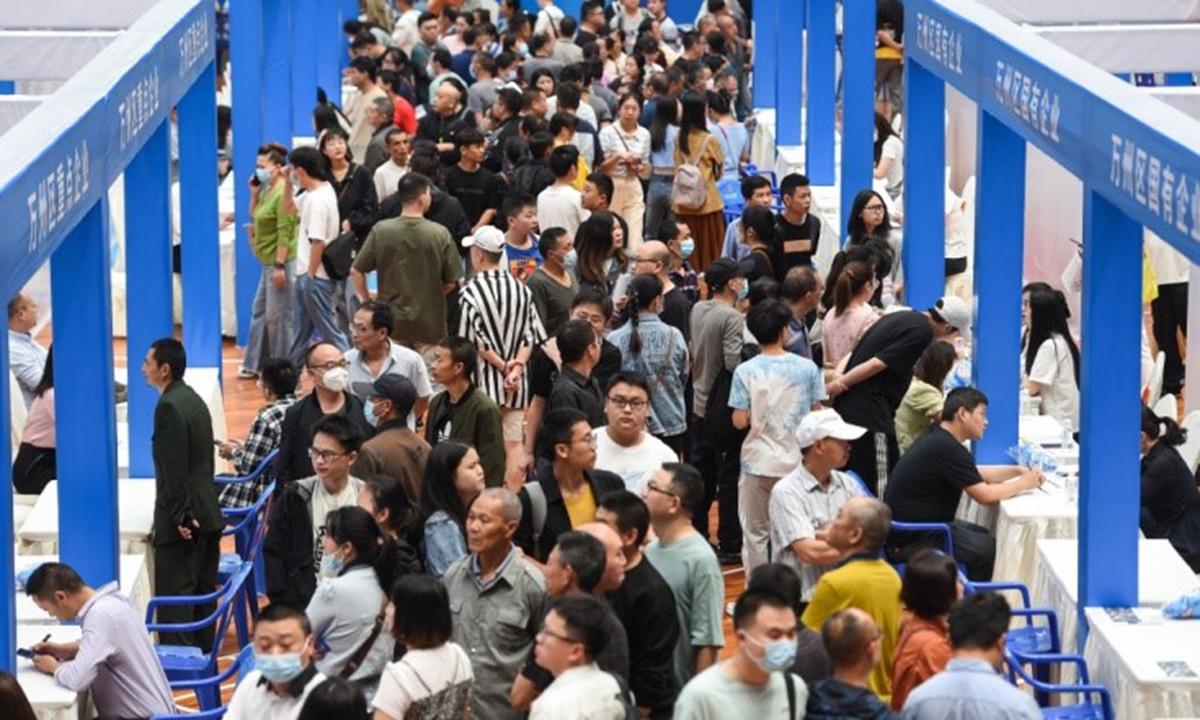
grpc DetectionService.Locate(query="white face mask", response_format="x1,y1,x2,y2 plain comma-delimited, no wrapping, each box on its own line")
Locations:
323,367,349,393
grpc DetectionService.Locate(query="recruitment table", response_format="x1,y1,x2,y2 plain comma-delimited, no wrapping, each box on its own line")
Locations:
1084,606,1200,720
18,479,156,556
15,552,151,625
17,624,87,720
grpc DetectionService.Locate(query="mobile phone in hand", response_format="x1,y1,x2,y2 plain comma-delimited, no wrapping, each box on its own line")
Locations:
16,648,36,660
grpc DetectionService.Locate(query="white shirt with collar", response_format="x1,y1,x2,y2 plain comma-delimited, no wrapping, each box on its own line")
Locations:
528,662,626,720
224,665,326,720
768,465,864,601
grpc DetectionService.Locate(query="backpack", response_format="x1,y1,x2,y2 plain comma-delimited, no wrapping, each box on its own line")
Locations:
672,132,711,211
525,474,549,556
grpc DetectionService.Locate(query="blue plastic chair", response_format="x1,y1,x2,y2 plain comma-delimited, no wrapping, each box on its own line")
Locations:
151,709,227,720
146,561,254,710
155,644,257,714
213,447,280,496
1005,649,1114,720
843,470,958,574
967,580,1060,656
219,480,276,647
718,177,743,206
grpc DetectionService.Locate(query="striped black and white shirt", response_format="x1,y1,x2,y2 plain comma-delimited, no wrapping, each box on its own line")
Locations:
458,268,547,409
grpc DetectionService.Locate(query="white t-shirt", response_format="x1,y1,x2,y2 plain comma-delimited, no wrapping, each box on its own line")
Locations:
880,134,904,198
224,669,326,720
311,475,365,575
529,663,627,720
295,183,340,280
374,159,408,202
1028,334,1080,430
372,643,473,720
537,184,590,240
593,427,679,491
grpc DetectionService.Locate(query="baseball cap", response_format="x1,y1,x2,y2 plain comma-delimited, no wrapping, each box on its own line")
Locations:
796,408,867,448
462,225,506,254
930,295,972,341
351,374,418,416
705,257,755,290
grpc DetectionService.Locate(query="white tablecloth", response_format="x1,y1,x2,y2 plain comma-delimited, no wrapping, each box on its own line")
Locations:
16,552,151,625
992,478,1078,588
18,479,156,556
1033,538,1199,655
1084,606,1200,720
17,624,86,720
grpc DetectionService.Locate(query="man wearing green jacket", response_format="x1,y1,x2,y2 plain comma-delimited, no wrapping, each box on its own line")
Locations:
425,335,507,487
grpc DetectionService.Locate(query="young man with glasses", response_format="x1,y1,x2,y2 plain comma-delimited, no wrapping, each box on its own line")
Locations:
529,594,629,720
593,371,679,492
264,414,366,607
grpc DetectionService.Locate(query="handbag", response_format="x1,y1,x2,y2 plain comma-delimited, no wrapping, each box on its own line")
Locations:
320,230,357,280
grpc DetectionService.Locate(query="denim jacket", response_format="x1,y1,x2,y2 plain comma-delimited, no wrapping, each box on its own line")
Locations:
424,510,468,579
608,313,689,436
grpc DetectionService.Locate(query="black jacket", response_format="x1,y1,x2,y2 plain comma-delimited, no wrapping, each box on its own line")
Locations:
277,393,375,483
328,163,378,247
484,117,520,174
152,381,223,545
264,477,320,607
806,678,899,719
515,463,624,561
415,107,476,165
509,159,556,201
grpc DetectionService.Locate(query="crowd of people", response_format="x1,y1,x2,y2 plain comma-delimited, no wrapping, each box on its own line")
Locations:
5,0,1196,718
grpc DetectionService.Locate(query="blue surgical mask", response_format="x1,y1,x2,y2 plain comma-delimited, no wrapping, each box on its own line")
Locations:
737,279,749,301
679,238,695,260
363,401,379,427
321,553,344,576
746,634,798,672
255,168,273,186
256,652,305,684
563,249,578,269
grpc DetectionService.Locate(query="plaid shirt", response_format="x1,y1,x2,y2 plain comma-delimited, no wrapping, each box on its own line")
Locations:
218,395,297,509
670,262,699,304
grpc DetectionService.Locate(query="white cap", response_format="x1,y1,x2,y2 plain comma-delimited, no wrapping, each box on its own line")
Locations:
796,408,868,448
931,295,972,341
462,226,506,254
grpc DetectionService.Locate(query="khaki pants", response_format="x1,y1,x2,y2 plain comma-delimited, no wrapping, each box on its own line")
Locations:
611,175,646,251
738,471,782,575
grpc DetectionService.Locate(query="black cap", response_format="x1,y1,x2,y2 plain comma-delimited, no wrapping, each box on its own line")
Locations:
704,257,755,291
351,374,418,417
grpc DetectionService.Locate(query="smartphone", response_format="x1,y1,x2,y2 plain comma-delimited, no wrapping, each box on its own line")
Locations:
16,648,35,660
212,439,224,446
1068,237,1082,248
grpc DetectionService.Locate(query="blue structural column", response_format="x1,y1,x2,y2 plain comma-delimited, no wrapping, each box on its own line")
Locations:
753,0,778,110
125,124,174,478
903,62,946,310
291,0,318,139
263,0,292,146
179,62,223,369
231,0,265,346
776,0,803,147
806,0,836,185
316,0,342,108
51,200,120,587
341,0,358,65
841,0,876,222
0,332,14,674
972,111,1025,463
1078,189,1142,626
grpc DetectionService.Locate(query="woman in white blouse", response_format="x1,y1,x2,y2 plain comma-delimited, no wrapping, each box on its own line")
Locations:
599,93,651,250
1022,285,1081,430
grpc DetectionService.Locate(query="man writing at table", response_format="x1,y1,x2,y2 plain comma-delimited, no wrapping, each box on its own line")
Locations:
26,562,174,718
143,337,224,647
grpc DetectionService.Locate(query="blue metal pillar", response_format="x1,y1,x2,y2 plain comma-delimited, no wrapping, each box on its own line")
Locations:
972,110,1025,464
754,0,778,110
0,331,14,673
806,0,836,185
841,0,876,224
125,123,174,478
263,0,292,146
231,0,264,346
316,0,342,109
776,0,803,147
50,199,119,587
340,0,358,67
1078,189,1141,631
291,0,318,139
179,62,222,369
903,62,946,310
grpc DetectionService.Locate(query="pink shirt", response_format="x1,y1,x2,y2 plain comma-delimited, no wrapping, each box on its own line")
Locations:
21,387,55,448
823,304,879,368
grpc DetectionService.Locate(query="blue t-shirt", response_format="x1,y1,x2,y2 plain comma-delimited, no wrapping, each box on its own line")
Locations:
505,240,543,282
730,352,826,477
710,122,749,180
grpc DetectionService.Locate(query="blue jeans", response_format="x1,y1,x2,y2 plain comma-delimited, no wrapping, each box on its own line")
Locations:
289,274,349,365
645,175,675,241
242,265,294,372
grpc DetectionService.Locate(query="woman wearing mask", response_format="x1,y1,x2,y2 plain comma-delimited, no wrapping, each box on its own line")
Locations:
599,94,652,250
895,341,958,454
372,575,474,719
891,550,960,709
1021,286,1080,431
608,275,690,450
672,90,726,273
821,261,880,371
575,210,629,295
646,95,680,239
306,506,397,694
526,228,580,336
1140,406,1200,572
358,475,424,577
421,442,486,578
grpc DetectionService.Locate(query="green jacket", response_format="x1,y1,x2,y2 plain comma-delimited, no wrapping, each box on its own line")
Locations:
152,380,223,545
426,387,507,487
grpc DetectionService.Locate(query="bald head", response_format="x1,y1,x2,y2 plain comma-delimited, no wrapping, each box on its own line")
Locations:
637,240,671,280
578,522,627,593
822,607,880,670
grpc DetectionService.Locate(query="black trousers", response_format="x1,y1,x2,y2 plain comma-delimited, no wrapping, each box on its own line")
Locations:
1152,282,1188,395
887,519,996,582
845,430,899,498
690,414,742,553
154,531,222,648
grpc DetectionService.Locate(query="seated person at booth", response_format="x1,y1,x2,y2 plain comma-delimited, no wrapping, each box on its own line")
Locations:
1140,405,1200,572
218,358,299,509
883,387,1044,581
25,562,174,719
226,604,327,720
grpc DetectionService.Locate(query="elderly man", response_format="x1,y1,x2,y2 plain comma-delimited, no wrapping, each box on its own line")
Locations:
802,497,903,703
372,128,410,202
782,266,824,361
415,78,476,165
807,609,898,719
363,96,399,173
445,488,547,720
345,301,432,430
7,292,47,407
632,240,693,341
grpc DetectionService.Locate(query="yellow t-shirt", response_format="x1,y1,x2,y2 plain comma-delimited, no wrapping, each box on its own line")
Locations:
1144,252,1159,305
563,483,597,529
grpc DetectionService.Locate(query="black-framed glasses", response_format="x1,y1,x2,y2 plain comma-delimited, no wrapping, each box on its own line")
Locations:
308,447,349,462
608,396,649,411
645,479,676,497
538,627,581,644
309,360,349,372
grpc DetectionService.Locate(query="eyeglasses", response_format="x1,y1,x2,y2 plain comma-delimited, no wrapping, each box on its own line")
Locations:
573,312,608,326
571,434,598,447
863,204,886,212
608,396,648,411
309,360,349,372
645,479,676,497
308,447,349,462
537,627,581,644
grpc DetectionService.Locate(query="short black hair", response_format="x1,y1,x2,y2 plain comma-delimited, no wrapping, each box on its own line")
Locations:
260,358,299,397
598,490,651,546
417,11,438,26
548,145,580,178
822,609,875,668
550,594,610,660
390,575,453,648
542,407,590,461
432,47,453,70
538,227,569,256
557,319,596,365
529,131,556,160
351,55,378,81
901,549,960,621
255,602,313,636
605,370,652,400
571,287,613,318
741,174,772,199
496,87,523,117
746,563,803,616
357,300,395,335
456,127,486,150
554,531,607,593
549,111,579,137
656,219,681,242
311,413,365,454
150,337,187,381
780,172,811,197
24,562,85,599
556,82,582,111
296,678,367,720
949,592,1011,651
732,587,792,630
584,173,613,203
396,172,433,206
746,298,793,346
437,335,477,378
289,145,328,181
941,386,988,422
503,192,536,221
662,462,704,518
559,15,578,36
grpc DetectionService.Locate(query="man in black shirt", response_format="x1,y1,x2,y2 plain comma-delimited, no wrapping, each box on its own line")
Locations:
883,387,1043,580
773,173,822,280
828,296,971,496
443,127,501,234
597,490,682,719
548,319,605,427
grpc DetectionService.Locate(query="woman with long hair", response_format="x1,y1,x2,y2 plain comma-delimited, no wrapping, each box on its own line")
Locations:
707,90,749,182
646,94,680,236
846,189,893,247
612,52,646,96
599,93,652,250
13,346,55,494
671,90,726,273
873,111,904,200
740,205,777,283
1141,406,1200,571
574,210,629,294
895,341,959,454
358,475,423,576
607,275,689,448
821,261,880,370
891,550,960,709
530,67,557,99
421,442,486,578
305,506,397,691
1022,286,1080,430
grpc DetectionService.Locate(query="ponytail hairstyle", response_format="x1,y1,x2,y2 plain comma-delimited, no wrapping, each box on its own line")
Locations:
625,274,664,357
323,506,397,595
913,341,958,391
833,260,875,315
1142,404,1187,446
1023,286,1080,387
360,475,419,543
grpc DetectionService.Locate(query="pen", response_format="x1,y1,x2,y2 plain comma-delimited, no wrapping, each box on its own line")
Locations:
42,633,51,643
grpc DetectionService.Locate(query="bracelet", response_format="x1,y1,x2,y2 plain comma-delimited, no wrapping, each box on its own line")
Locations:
273,263,286,270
